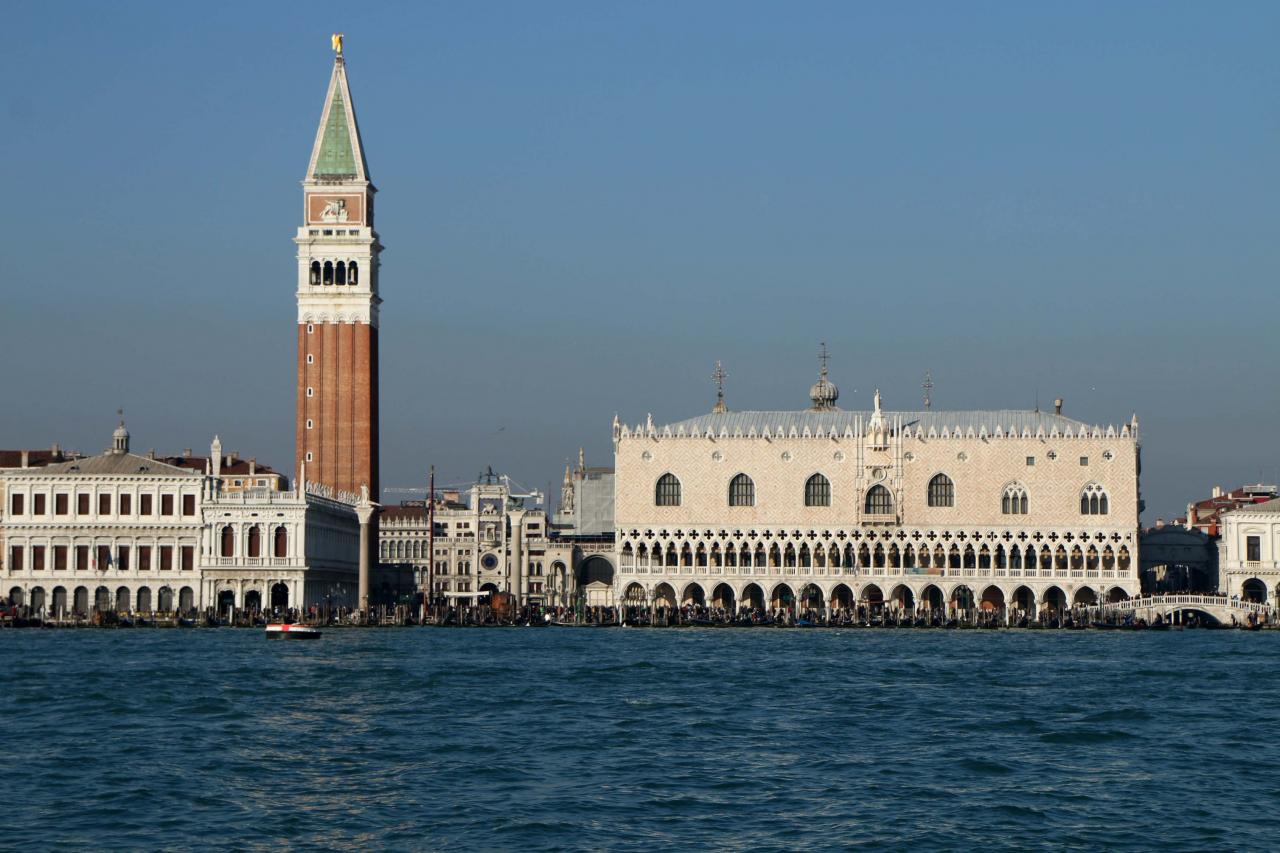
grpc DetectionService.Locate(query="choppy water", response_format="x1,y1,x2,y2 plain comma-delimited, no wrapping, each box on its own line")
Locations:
2,628,1278,851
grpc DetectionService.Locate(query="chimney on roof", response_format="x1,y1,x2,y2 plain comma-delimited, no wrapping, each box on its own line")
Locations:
1054,398,1063,416
249,458,256,476
227,451,238,465
20,450,29,468
148,449,156,460
1155,517,1165,529
50,442,61,459
1212,485,1222,498
183,448,192,458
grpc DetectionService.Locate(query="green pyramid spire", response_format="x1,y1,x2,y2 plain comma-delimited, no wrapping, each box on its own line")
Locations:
313,86,356,178
307,57,369,182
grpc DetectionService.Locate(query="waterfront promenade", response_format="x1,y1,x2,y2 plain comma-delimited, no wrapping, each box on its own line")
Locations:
3,592,1274,631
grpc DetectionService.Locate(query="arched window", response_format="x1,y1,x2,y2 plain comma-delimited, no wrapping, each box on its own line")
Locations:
335,261,347,285
274,526,288,558
728,474,755,507
1002,484,1029,515
247,526,261,558
864,484,893,514
348,261,359,285
322,261,334,285
655,473,681,507
927,474,954,507
309,261,321,285
804,474,831,507
220,525,233,558
1080,484,1109,515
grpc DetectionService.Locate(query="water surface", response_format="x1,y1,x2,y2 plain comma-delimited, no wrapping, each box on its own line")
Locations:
3,628,1276,851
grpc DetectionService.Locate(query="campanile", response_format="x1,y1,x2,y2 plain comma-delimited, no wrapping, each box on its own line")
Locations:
295,37,381,500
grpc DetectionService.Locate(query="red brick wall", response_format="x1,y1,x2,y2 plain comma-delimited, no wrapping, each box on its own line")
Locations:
296,322,379,499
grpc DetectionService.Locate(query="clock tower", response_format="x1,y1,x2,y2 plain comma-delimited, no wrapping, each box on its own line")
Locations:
295,40,381,501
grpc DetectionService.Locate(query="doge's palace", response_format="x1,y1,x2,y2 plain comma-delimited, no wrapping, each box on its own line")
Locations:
613,354,1141,616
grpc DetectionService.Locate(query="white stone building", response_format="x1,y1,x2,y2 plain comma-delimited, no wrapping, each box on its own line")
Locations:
612,361,1142,615
1,423,360,616
379,473,576,607
2,423,205,615
200,473,360,615
1217,498,1280,604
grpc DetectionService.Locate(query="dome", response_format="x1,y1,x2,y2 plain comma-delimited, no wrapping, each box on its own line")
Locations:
809,377,839,411
808,343,840,411
111,417,130,454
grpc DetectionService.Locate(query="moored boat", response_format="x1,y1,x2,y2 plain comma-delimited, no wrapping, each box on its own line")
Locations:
265,623,322,639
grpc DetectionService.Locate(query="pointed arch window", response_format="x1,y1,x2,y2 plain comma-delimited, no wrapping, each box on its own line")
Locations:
927,474,954,507
1080,483,1109,515
728,474,755,507
864,484,893,514
1002,484,1029,515
655,473,681,507
804,474,831,507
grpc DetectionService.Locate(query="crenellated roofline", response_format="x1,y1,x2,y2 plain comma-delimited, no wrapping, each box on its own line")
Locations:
614,410,1138,442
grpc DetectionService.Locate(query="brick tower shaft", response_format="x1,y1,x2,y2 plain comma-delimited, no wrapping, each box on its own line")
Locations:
294,47,381,501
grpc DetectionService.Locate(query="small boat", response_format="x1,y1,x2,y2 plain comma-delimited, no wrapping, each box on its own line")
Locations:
265,623,322,639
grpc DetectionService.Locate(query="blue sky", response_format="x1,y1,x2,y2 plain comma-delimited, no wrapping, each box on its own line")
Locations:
2,1,1277,520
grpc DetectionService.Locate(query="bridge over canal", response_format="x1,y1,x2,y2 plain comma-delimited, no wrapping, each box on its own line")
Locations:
1089,594,1273,626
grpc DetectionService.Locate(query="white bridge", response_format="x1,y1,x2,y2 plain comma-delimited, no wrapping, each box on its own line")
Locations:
1089,594,1273,626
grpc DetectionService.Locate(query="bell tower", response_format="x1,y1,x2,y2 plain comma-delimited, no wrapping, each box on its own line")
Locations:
295,35,381,499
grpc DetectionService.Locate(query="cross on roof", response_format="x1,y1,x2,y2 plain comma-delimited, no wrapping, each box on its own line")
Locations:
712,361,728,413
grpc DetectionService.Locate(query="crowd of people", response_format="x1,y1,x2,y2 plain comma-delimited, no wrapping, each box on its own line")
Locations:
2,594,1263,630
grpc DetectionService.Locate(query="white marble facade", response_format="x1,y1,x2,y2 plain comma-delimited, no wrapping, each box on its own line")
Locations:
613,373,1142,614
1218,498,1280,604
2,427,358,615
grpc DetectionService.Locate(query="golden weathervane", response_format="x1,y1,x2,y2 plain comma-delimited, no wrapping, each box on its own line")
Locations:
331,33,344,55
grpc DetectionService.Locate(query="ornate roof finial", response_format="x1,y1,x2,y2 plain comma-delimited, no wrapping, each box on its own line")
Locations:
808,343,839,411
712,361,728,414
331,33,344,56
922,371,933,411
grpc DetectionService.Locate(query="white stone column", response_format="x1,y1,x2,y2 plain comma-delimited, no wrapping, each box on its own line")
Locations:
356,491,376,613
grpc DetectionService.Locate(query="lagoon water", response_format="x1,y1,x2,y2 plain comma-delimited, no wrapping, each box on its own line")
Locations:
3,628,1278,851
